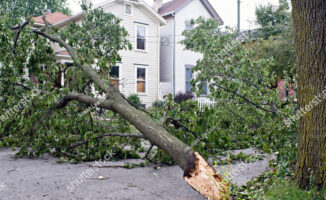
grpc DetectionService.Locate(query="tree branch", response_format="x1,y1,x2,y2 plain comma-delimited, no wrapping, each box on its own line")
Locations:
65,92,114,109
82,80,92,93
12,18,31,55
167,118,200,139
158,111,168,126
213,83,276,114
13,82,32,90
31,29,119,98
215,73,262,91
144,144,154,159
42,14,52,31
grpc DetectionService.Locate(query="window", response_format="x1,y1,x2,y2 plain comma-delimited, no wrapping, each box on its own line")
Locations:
137,67,146,93
110,66,119,88
185,20,193,31
124,3,132,15
185,65,193,93
136,25,146,50
201,82,208,95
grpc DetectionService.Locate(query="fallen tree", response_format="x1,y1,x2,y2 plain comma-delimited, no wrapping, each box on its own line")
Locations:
65,92,229,199
0,6,229,200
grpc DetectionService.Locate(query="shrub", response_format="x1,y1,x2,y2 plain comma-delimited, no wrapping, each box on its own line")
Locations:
152,100,164,108
127,94,142,108
174,92,194,103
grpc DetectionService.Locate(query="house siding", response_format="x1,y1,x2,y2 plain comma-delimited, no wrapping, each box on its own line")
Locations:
159,0,213,96
160,17,174,83
104,2,160,105
174,0,211,95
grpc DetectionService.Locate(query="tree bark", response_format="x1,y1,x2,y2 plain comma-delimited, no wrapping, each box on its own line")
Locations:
291,0,326,189
31,28,229,198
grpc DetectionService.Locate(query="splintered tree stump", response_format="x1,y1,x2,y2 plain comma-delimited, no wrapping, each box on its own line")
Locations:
184,152,229,200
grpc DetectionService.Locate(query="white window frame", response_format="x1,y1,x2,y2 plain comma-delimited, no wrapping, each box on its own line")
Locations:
124,2,132,16
135,64,148,95
135,23,147,51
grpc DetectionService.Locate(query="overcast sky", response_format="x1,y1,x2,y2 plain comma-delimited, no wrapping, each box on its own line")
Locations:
67,0,282,30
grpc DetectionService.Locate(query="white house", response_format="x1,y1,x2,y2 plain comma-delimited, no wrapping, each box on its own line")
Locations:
33,0,166,106
155,0,223,98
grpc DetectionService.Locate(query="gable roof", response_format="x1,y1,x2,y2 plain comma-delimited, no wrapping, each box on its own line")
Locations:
54,0,166,27
32,12,70,25
158,0,188,16
158,0,223,25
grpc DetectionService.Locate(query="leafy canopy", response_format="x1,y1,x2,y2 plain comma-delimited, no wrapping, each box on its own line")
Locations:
181,17,296,158
250,0,296,78
255,0,291,39
0,0,71,18
177,17,299,199
0,5,137,161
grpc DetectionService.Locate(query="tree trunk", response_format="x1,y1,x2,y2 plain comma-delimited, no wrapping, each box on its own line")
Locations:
66,92,229,199
32,30,229,199
291,0,326,189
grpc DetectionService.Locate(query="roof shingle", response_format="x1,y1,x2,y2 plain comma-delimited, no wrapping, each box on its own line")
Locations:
158,0,189,16
158,0,223,25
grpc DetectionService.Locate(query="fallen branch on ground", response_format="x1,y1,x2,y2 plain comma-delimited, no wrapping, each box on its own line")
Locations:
67,133,144,150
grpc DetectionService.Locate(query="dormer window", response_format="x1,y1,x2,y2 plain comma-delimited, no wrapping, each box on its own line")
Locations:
124,3,132,15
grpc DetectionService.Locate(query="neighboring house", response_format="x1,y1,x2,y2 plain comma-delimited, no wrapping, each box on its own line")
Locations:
154,0,223,98
29,12,71,84
33,0,166,107
276,79,295,101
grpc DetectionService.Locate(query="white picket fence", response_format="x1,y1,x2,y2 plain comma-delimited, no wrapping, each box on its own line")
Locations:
143,98,216,109
196,97,216,109
155,82,217,109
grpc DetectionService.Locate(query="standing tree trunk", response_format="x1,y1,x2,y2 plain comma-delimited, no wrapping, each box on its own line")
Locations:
291,0,326,189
